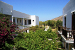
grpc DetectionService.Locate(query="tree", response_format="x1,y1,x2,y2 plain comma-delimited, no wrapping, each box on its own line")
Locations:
44,21,47,26
47,20,56,28
39,21,43,25
39,21,44,27
47,20,50,26
56,20,62,27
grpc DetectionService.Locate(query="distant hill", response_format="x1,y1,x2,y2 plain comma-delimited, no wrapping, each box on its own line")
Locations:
51,16,63,21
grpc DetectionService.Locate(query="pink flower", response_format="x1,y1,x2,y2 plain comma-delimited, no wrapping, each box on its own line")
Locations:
3,17,5,19
11,30,13,32
14,23,16,25
1,34,5,36
0,31,1,33
0,21,1,22
17,28,19,29
0,17,18,45
6,33,8,35
0,36,3,38
12,38,14,40
2,22,4,24
11,34,15,36
5,23,7,25
3,28,6,31
3,41,5,43
10,21,12,23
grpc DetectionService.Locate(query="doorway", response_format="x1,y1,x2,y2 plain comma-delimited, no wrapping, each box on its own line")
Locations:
25,20,27,25
64,16,66,27
28,20,31,25
72,12,75,30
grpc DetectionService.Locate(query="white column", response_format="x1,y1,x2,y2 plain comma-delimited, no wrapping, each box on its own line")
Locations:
27,30,29,33
31,19,32,26
67,32,69,38
15,18,17,25
23,18,24,29
12,16,13,24
72,34,73,38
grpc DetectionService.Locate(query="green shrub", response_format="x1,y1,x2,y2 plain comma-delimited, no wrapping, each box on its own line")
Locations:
47,27,52,32
30,25,44,31
13,29,60,50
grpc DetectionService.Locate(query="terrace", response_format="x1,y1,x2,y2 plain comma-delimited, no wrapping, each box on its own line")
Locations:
58,26,75,40
58,26,75,49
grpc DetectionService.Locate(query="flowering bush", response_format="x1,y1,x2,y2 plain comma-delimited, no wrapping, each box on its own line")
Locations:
0,16,18,47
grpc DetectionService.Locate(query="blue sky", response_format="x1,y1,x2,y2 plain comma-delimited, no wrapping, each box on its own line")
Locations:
1,0,70,21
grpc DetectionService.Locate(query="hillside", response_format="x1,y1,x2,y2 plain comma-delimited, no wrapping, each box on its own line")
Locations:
51,16,63,21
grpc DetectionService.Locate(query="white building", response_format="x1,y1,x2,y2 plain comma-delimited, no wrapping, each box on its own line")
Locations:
58,0,75,50
0,1,39,29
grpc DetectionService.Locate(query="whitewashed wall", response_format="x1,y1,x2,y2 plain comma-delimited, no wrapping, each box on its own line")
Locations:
0,1,13,15
63,0,75,30
31,15,36,26
35,16,39,26
13,11,39,28
0,1,1,13
13,10,30,18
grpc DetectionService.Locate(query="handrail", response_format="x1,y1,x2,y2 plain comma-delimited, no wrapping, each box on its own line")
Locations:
58,26,75,39
62,28,75,39
58,26,75,48
58,26,70,31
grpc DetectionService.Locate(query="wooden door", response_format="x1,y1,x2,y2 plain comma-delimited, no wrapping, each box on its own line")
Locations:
64,16,66,27
72,12,75,30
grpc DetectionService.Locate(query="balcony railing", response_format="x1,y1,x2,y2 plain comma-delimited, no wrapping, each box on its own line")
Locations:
62,29,75,39
58,26,75,40
63,29,75,49
58,26,75,49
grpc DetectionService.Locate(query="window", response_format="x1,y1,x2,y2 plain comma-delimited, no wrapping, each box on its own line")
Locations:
64,16,66,27
20,19,21,23
11,10,12,14
26,30,27,33
28,20,31,24
66,43,68,49
13,18,15,23
25,20,27,25
1,8,3,13
33,20,34,21
17,19,18,23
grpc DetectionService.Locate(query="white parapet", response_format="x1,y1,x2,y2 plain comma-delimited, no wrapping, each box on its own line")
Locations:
72,48,75,50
